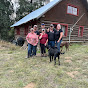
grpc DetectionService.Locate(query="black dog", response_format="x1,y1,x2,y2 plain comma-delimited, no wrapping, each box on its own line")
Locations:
47,46,61,65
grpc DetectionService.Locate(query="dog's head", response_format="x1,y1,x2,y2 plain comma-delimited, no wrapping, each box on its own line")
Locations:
46,45,55,51
46,45,51,50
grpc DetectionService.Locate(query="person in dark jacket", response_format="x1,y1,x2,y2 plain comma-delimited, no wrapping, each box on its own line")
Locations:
47,24,56,48
33,25,39,36
55,24,63,52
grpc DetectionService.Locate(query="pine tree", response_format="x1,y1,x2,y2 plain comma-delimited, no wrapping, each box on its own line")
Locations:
15,0,45,21
0,0,14,41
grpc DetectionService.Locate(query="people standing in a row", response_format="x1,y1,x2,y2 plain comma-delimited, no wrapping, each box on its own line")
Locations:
26,23,63,58
26,28,38,58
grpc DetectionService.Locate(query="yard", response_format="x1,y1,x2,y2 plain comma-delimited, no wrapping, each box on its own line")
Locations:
0,41,88,88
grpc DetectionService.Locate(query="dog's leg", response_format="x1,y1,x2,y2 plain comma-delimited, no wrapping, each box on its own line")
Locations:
54,56,56,65
68,44,69,51
65,43,69,51
68,47,69,51
67,43,69,51
58,55,60,65
50,56,52,62
61,47,63,52
52,56,53,61
66,47,67,51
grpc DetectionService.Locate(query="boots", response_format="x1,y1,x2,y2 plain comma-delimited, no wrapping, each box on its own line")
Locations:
41,54,44,57
41,53,47,57
44,53,47,57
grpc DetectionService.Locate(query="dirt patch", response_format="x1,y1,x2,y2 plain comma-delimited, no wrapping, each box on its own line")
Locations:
83,56,88,59
0,45,6,50
64,60,72,63
65,57,72,59
36,53,41,57
75,68,80,70
66,71,79,78
9,70,14,73
24,83,35,88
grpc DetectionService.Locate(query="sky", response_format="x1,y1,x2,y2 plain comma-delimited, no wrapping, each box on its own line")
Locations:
50,0,54,1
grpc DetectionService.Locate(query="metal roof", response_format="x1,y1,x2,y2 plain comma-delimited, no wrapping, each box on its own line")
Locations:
11,0,62,27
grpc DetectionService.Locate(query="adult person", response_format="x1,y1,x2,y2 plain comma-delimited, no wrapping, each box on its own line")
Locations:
33,25,40,55
39,29,48,57
41,23,45,29
33,25,40,36
26,28,38,58
40,23,47,33
55,24,63,52
47,24,56,48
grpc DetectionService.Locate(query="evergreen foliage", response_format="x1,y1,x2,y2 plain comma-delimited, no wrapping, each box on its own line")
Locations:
16,0,45,21
0,0,14,41
0,0,47,41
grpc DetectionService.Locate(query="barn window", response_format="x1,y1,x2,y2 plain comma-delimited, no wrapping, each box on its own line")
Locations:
78,26,84,37
52,23,68,37
61,24,68,37
16,28,20,35
67,4,79,16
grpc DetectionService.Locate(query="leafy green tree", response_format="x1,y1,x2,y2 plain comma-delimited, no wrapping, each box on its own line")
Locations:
0,0,14,41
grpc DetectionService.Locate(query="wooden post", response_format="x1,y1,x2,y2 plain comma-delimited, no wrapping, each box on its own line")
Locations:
69,13,85,43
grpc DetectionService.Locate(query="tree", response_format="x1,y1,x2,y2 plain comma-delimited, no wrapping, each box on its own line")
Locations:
0,0,14,41
15,0,45,21
0,0,49,41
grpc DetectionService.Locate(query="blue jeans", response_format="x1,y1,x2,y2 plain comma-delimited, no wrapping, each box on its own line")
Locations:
33,45,37,56
56,40,62,52
28,43,36,57
48,41,55,48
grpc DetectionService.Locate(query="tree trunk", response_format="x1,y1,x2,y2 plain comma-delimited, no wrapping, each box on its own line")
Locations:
30,0,32,3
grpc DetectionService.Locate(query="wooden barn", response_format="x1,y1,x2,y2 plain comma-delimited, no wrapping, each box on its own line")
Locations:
11,0,88,42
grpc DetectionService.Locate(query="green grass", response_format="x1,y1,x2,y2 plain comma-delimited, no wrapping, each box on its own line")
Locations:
0,41,88,88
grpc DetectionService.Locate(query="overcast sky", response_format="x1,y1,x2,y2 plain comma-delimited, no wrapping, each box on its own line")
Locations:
50,0,54,1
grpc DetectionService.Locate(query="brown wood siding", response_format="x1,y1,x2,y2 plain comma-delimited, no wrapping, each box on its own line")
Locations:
41,0,88,26
14,22,32,40
39,0,88,42
41,20,88,42
14,0,88,42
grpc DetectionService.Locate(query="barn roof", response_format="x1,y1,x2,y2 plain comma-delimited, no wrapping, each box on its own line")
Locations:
11,0,62,27
11,0,88,27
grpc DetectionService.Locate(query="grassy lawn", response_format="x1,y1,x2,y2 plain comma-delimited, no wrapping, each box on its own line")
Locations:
0,41,88,88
